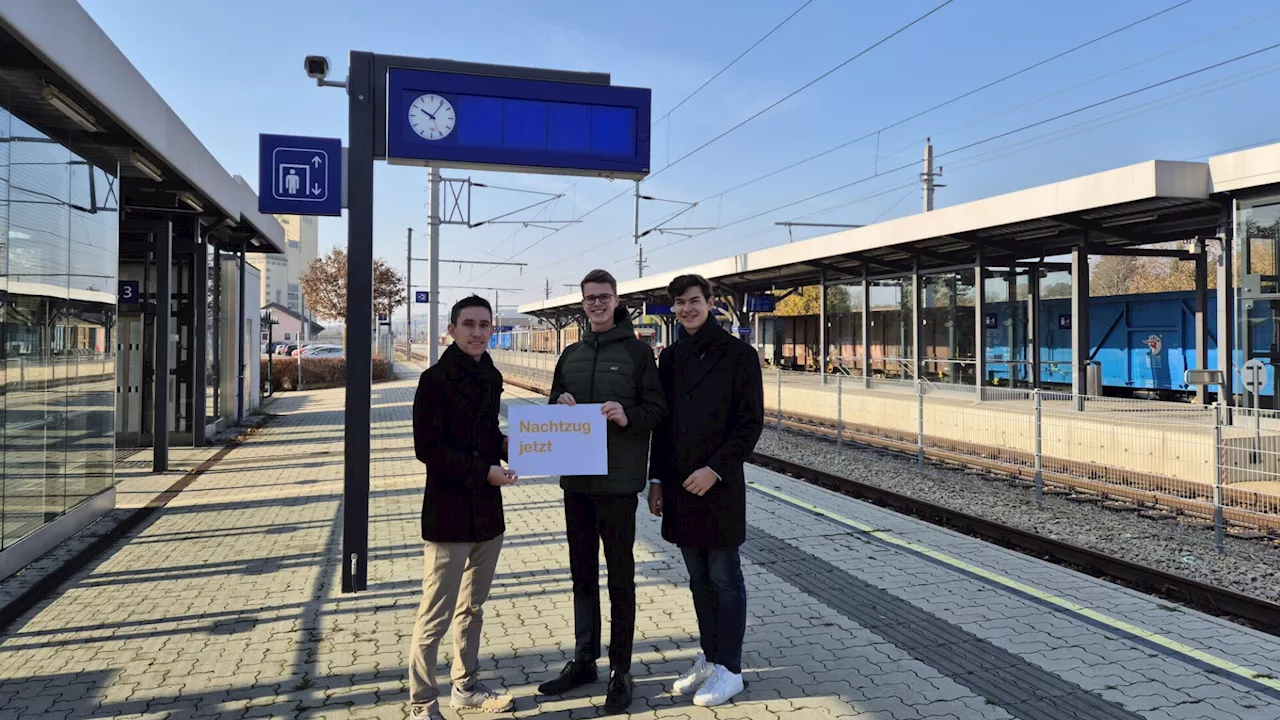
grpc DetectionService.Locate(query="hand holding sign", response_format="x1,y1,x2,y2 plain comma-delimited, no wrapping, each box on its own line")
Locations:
601,401,629,428
507,404,607,478
487,465,518,486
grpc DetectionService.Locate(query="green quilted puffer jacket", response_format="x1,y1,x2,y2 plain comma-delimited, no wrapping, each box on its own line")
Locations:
548,309,667,494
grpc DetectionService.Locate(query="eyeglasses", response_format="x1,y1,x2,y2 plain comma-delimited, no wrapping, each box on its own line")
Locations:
582,294,614,306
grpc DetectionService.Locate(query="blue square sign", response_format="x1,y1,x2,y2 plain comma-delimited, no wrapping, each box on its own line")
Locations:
415,291,430,303
118,280,140,304
258,134,342,216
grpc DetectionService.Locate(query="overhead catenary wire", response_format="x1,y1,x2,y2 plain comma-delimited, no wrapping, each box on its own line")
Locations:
652,0,816,129
780,4,1280,214
655,0,959,178
692,57,1280,259
676,0,1204,205
477,0,958,277
517,0,1211,280
701,40,1280,237
578,40,1280,274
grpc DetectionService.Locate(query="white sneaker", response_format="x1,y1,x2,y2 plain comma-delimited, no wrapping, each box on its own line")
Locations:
673,652,715,695
693,664,744,707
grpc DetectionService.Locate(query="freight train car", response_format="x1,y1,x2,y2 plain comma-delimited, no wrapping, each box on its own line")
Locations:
982,291,1225,398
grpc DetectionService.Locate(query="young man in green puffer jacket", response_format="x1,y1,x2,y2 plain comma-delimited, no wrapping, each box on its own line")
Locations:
536,269,666,714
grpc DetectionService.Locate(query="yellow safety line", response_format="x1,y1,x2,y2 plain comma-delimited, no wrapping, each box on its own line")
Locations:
746,478,1280,691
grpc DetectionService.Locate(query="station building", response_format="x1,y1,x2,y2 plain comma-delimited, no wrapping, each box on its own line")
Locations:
521,146,1280,410
0,1,283,578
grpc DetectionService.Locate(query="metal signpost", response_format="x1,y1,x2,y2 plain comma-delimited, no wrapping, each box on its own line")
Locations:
1242,358,1268,467
263,53,650,593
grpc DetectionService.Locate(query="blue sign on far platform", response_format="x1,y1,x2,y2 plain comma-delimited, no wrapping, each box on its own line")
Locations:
118,281,140,304
415,291,430,303
258,134,342,216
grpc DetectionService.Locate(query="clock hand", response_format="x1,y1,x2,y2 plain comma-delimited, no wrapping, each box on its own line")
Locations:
420,107,437,121
434,100,444,114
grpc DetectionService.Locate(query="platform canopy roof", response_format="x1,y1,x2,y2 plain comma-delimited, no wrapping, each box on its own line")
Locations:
0,0,285,252
521,143,1280,317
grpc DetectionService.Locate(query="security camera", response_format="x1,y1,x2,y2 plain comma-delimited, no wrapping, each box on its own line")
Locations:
304,56,330,82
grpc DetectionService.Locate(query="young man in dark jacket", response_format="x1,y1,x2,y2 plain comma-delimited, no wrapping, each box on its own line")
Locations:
409,295,518,720
648,274,764,707
537,269,667,714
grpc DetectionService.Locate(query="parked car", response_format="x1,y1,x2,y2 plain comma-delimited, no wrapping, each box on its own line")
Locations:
295,344,339,357
306,345,344,359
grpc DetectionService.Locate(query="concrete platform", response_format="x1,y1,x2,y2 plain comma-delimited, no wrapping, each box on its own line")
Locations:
0,374,1275,719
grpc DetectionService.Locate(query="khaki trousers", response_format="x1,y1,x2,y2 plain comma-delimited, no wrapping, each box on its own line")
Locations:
408,535,504,712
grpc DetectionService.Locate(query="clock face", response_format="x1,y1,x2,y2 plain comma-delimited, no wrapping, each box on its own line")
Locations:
409,93,455,140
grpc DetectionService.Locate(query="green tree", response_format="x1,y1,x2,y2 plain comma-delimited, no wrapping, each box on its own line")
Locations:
773,285,852,316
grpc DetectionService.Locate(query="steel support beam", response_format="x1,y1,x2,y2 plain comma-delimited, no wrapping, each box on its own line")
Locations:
912,257,922,381
805,261,857,281
193,222,208,447
153,222,172,473
1217,210,1236,407
1086,245,1194,259
861,265,871,388
343,50,375,593
819,273,827,384
1071,236,1091,410
1195,238,1209,405
236,246,246,423
974,247,985,400
1029,262,1041,389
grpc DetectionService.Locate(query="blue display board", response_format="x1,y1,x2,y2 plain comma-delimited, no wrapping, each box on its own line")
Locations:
745,294,776,313
386,68,650,179
415,291,430,303
258,134,343,216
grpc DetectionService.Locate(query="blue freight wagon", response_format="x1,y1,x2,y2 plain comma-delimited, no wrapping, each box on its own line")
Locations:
983,290,1271,399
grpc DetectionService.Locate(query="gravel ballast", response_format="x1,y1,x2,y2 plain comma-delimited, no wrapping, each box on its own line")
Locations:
754,427,1280,605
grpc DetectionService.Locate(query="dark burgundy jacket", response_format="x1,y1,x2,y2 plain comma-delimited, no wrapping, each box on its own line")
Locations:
413,343,507,543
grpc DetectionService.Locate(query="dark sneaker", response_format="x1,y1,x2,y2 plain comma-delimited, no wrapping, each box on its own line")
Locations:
603,671,633,714
537,659,597,695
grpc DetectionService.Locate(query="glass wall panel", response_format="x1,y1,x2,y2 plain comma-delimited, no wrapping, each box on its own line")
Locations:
1236,197,1280,407
921,269,976,384
1,97,117,550
869,278,912,379
825,282,863,376
981,267,1031,389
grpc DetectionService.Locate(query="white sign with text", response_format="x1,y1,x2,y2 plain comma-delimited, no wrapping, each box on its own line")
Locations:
507,404,607,478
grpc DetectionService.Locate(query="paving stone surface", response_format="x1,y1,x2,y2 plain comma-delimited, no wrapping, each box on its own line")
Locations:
0,370,1276,719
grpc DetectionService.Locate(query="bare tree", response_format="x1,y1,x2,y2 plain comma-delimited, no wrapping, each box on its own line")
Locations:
299,246,407,321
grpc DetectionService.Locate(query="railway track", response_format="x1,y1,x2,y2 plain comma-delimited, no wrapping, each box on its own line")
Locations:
750,450,1280,635
494,370,1280,634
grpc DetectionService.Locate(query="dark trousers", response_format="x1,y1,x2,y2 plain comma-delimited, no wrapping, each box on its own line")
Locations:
680,545,747,674
564,491,637,673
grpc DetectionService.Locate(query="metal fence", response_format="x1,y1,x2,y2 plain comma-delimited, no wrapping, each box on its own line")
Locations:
488,349,1280,548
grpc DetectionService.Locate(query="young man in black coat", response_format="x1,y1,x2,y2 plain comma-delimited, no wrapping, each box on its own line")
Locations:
409,295,518,720
648,274,764,707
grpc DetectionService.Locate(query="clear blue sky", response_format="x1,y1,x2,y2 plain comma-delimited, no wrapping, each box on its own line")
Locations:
81,0,1280,315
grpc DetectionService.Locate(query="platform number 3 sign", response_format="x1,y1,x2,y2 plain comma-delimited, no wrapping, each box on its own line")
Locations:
119,280,140,304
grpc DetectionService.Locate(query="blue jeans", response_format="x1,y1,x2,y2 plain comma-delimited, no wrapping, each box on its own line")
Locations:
680,545,747,674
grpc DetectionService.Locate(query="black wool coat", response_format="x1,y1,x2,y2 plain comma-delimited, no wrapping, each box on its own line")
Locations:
412,343,507,543
649,321,765,548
